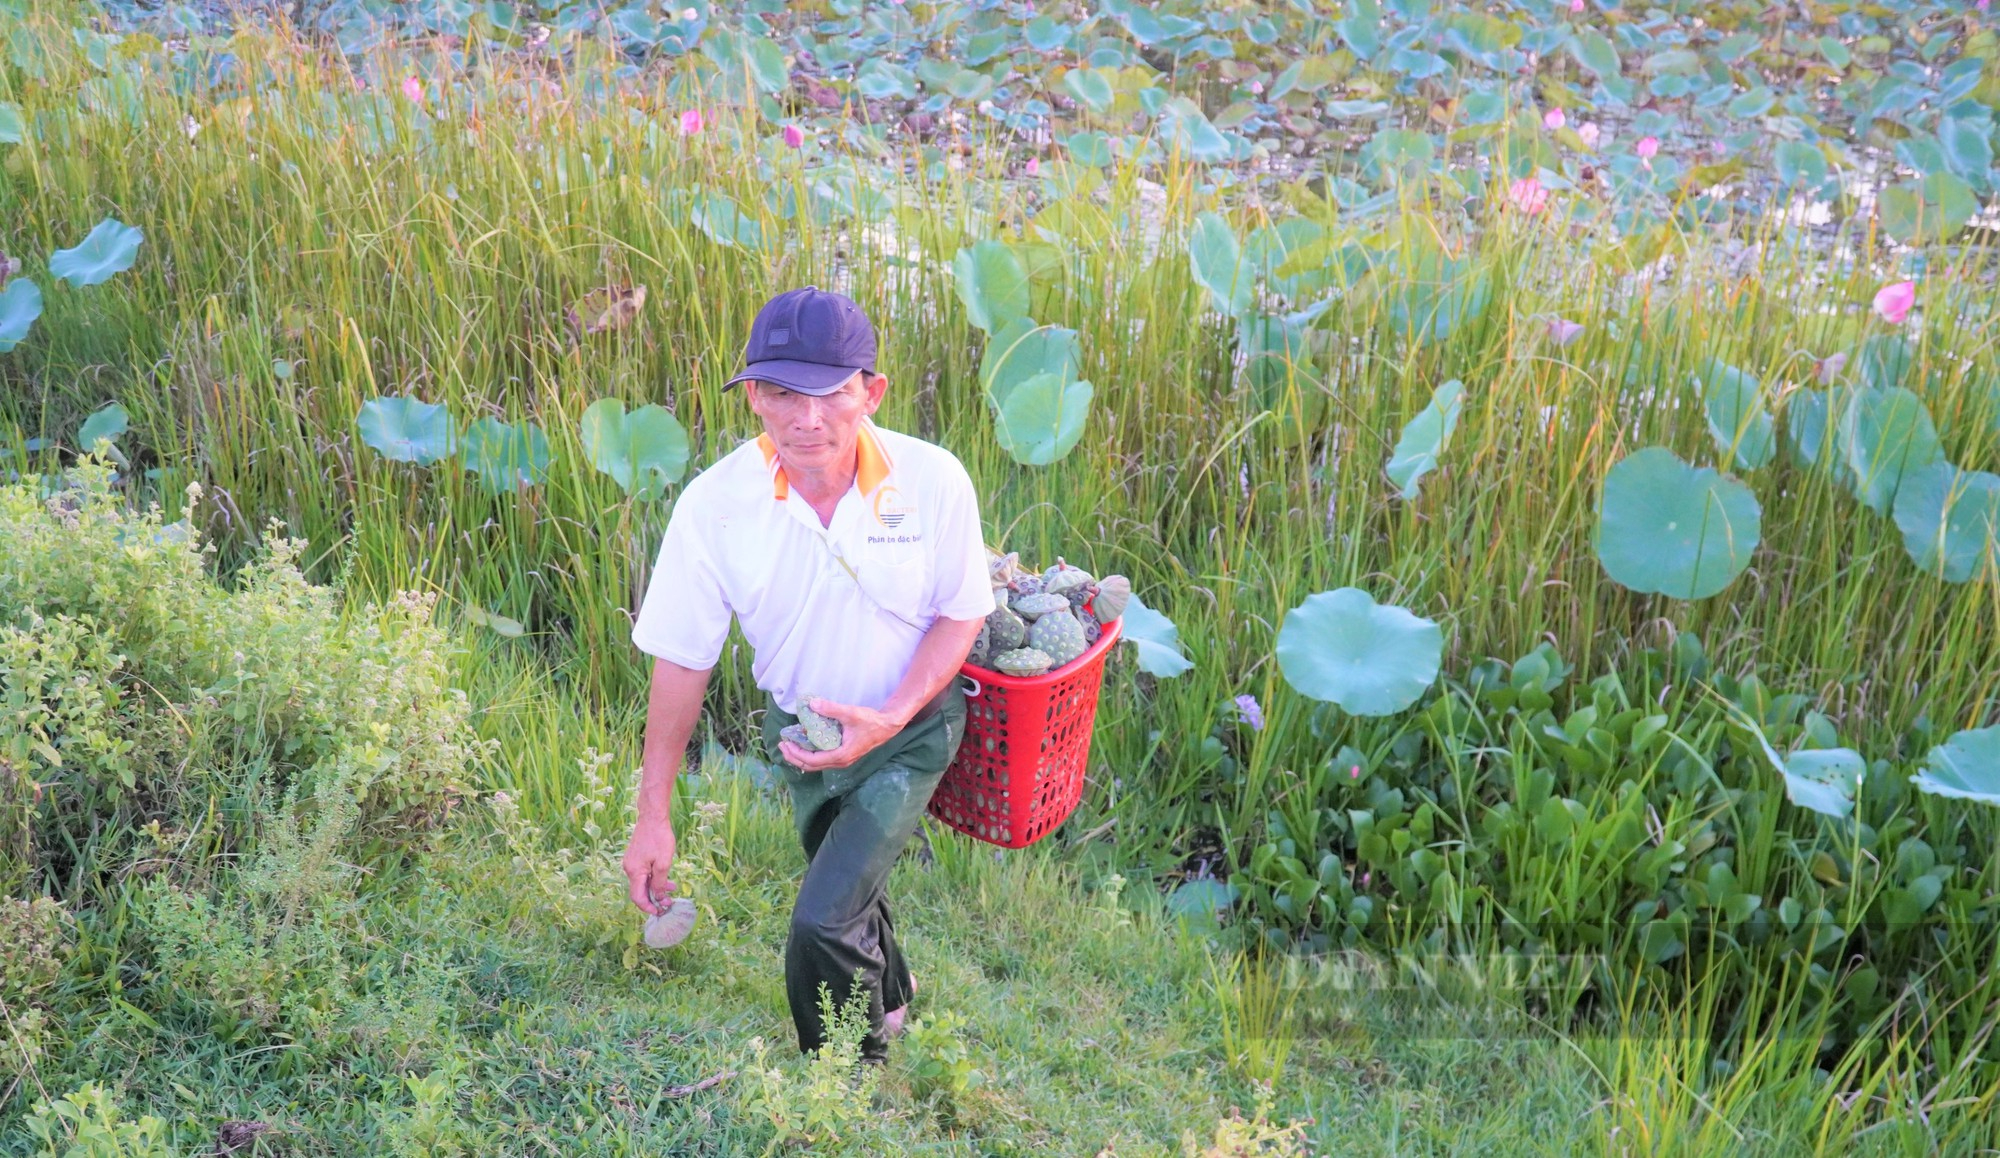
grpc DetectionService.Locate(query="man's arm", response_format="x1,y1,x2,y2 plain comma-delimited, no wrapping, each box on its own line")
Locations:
781,613,985,773
623,657,713,914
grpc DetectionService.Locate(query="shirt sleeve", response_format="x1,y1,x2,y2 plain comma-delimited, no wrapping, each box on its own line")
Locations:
930,458,999,622
631,492,733,668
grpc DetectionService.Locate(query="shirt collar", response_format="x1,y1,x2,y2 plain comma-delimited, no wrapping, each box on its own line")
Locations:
754,420,893,502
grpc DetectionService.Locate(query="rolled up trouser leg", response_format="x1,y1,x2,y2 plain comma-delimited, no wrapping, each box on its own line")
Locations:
764,692,965,1064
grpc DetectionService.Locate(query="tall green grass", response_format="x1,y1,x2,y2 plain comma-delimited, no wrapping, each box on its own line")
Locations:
6,19,1993,776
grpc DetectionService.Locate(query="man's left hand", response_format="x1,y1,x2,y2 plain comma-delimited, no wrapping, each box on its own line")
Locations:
778,697,906,773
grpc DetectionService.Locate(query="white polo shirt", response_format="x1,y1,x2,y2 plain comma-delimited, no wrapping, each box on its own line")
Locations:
630,418,996,715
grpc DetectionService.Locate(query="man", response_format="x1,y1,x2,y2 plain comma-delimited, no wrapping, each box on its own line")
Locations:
622,285,994,1066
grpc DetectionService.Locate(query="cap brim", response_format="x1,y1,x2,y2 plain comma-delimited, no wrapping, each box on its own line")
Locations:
725,359,867,396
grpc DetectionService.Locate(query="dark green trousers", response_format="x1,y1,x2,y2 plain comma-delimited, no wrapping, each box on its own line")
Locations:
761,691,966,1064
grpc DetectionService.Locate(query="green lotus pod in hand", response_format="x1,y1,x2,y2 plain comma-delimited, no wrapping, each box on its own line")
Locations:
784,696,843,752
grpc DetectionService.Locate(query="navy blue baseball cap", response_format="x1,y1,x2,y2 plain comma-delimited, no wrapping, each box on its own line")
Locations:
724,286,878,397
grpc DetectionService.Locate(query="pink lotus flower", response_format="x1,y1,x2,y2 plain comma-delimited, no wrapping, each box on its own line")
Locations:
1636,136,1660,166
1349,764,1361,780
1549,318,1585,346
1026,157,1040,176
1508,176,1549,215
1543,107,1566,130
1873,280,1916,324
1570,0,1585,11
679,109,704,136
1815,352,1847,385
782,123,804,148
401,76,424,103
1578,122,1600,149
1249,79,1264,95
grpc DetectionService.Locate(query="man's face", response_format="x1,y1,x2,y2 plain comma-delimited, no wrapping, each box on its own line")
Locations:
744,370,889,475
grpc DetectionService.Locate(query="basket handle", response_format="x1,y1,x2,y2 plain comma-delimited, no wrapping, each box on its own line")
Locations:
959,675,982,698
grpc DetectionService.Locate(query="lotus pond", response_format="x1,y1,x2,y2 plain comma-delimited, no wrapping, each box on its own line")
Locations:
4,0,2000,1150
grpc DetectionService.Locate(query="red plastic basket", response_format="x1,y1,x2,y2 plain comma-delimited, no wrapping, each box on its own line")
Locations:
927,615,1122,849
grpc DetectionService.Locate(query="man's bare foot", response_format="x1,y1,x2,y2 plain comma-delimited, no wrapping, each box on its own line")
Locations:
885,976,917,1037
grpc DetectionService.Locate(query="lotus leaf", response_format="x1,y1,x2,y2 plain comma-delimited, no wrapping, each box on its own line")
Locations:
1157,97,1233,162
1385,379,1464,500
1386,253,1490,345
1910,726,2000,807
1842,387,1942,515
1166,878,1238,917
1696,359,1775,471
952,240,1030,334
1774,139,1830,192
1784,389,1830,470
0,102,22,144
357,396,456,465
981,319,1080,409
1062,67,1114,114
77,402,129,451
0,279,41,352
580,398,688,501
463,603,526,638
1857,334,1912,391
1065,130,1113,166
1237,311,1318,408
855,60,918,100
1335,0,1380,59
1360,129,1435,187
1891,463,2000,584
610,7,661,46
1938,114,1993,185
1596,448,1760,600
993,372,1092,466
1188,211,1250,317
1120,592,1192,678
690,192,764,250
50,217,144,288
1276,588,1442,717
1732,709,1864,819
1568,28,1621,79
1878,173,1978,245
461,416,553,493
700,24,785,93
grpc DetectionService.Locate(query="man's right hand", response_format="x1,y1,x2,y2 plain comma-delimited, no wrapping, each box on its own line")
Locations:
623,816,678,915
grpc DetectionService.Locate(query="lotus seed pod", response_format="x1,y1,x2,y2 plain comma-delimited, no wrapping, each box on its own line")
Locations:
1027,606,1087,666
1093,575,1132,623
796,696,843,751
1045,560,1095,599
987,548,1022,588
1066,579,1099,613
644,895,698,949
992,647,1054,677
779,723,812,750
987,604,1027,651
1008,572,1045,598
1011,592,1072,620
967,619,992,667
1077,606,1101,645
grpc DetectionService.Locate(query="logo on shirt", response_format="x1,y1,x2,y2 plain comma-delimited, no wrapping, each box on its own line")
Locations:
872,486,916,530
